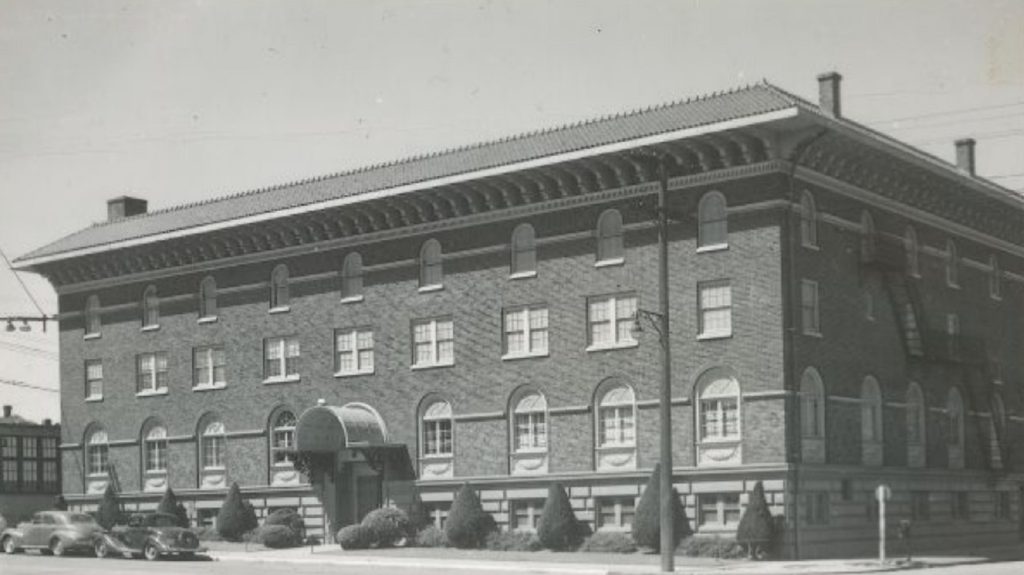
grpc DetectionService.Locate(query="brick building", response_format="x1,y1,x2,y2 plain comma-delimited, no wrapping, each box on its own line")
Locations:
0,405,61,522
13,73,1024,557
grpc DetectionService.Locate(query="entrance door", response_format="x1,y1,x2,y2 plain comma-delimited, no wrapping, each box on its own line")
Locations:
355,470,382,521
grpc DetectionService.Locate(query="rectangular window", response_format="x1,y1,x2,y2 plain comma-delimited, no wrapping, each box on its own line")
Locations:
264,336,300,380
952,492,969,521
85,360,103,400
514,412,547,451
698,281,732,338
412,318,454,368
503,306,549,357
946,314,960,360
597,496,636,530
1,437,18,487
911,491,930,521
802,491,829,525
136,352,169,394
511,499,545,531
801,280,820,335
193,346,226,389
202,436,224,469
425,502,451,529
700,398,739,441
335,328,375,375
598,405,635,447
698,493,741,528
996,492,1011,520
42,461,58,488
41,437,57,459
587,294,637,350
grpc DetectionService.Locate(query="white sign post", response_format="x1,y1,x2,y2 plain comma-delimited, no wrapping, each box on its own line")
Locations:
876,484,892,564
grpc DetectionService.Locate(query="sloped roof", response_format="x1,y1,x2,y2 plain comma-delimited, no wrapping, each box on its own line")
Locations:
15,83,799,264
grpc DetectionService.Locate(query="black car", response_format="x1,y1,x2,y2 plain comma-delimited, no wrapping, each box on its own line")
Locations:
94,512,205,561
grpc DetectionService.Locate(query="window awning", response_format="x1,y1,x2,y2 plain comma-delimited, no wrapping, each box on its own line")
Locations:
295,403,388,453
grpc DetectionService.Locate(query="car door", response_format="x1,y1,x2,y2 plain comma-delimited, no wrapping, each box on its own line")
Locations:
21,514,45,546
124,516,146,550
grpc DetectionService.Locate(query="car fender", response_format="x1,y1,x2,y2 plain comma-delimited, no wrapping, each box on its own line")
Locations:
96,532,134,554
1,528,24,544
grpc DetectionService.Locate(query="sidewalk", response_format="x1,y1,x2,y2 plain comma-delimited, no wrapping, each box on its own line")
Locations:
208,543,1024,574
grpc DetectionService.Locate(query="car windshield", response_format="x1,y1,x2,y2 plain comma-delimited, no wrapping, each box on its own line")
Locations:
69,514,97,524
147,515,179,527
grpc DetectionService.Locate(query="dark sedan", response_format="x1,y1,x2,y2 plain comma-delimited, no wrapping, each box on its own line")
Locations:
94,512,205,561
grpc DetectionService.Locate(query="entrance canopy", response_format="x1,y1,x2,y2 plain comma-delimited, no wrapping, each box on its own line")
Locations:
295,403,388,453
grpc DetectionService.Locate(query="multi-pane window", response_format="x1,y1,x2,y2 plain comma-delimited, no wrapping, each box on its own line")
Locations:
801,280,820,335
597,496,636,530
597,384,635,447
86,430,109,476
910,491,930,521
503,306,549,357
587,294,637,349
946,240,959,287
20,437,37,489
861,377,882,442
419,239,443,288
906,383,926,445
199,276,217,319
1,437,18,486
144,426,167,473
800,369,825,438
951,491,969,521
412,318,454,368
510,223,537,276
800,191,818,248
698,493,741,527
84,295,100,336
596,209,624,263
421,400,453,457
802,491,829,525
41,438,58,489
193,346,226,388
698,281,732,338
136,352,169,394
698,191,728,249
698,377,740,442
142,285,159,327
512,392,547,452
271,411,296,466
335,328,374,375
201,421,225,469
990,255,1001,299
425,502,451,529
264,336,300,380
85,360,103,400
270,265,290,309
341,252,363,300
511,499,545,531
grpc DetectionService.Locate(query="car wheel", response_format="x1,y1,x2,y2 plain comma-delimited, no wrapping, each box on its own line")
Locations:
50,538,66,557
94,540,109,559
143,542,160,561
2,536,19,554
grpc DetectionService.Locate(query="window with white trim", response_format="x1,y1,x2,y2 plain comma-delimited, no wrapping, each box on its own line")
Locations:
800,191,818,248
861,377,882,442
341,252,363,300
271,411,296,466
698,376,740,442
801,280,820,336
698,281,732,338
201,421,225,469
84,295,100,336
85,360,103,400
698,493,740,528
596,209,624,263
142,285,159,328
512,392,547,452
511,499,545,531
597,496,636,530
587,294,637,350
412,318,454,368
264,336,300,380
21,437,37,488
800,369,825,438
597,384,636,447
199,276,217,319
270,265,290,309
510,223,537,276
86,430,109,476
144,425,167,473
421,400,453,457
193,345,226,389
335,328,374,375
503,306,548,357
698,191,728,249
40,438,57,490
419,239,443,288
136,352,169,394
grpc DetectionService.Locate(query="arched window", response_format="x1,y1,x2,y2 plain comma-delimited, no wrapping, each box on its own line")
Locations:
860,211,876,262
419,239,443,288
990,255,1001,299
596,209,624,263
861,376,882,442
86,429,109,476
945,388,964,447
510,223,537,276
270,410,296,466
512,391,547,452
946,240,959,287
270,265,290,309
201,420,225,470
143,425,167,473
800,191,818,248
800,368,825,439
142,285,159,328
84,295,101,336
992,393,1006,437
199,276,217,319
341,252,363,300
906,383,926,445
904,226,919,277
697,374,740,442
698,191,728,249
597,383,636,448
421,399,453,457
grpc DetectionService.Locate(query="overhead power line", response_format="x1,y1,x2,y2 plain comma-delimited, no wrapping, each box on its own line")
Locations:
0,244,47,316
0,340,59,360
0,377,59,393
867,101,1024,126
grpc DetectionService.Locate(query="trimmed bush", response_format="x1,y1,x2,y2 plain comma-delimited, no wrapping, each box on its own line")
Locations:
408,496,431,530
735,481,774,559
190,526,223,542
216,482,259,541
536,482,582,550
414,525,447,548
157,487,190,527
579,532,638,554
485,530,542,551
96,483,123,529
52,495,68,511
631,463,692,551
445,483,496,549
265,508,305,540
678,536,746,559
257,524,302,548
337,524,375,550
361,507,413,547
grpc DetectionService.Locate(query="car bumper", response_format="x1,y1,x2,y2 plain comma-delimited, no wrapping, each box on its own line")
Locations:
152,541,207,554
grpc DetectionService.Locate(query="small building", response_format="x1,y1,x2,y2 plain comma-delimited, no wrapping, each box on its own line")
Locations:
0,405,61,522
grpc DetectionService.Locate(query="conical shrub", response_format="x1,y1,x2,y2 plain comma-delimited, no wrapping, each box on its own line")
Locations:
217,482,258,541
631,463,690,551
736,481,774,558
536,483,582,550
157,487,190,527
96,483,123,529
445,483,496,549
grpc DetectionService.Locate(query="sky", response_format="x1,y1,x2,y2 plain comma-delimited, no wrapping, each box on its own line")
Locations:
1,0,1022,423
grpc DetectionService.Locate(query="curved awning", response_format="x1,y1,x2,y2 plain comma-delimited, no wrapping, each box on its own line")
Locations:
295,403,388,453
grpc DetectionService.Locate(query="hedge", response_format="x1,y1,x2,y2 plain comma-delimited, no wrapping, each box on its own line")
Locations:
536,482,582,550
445,483,496,549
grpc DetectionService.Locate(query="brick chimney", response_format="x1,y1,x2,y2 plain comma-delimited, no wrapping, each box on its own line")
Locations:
955,139,976,176
817,72,843,117
43,418,53,426
107,196,148,222
2,405,11,418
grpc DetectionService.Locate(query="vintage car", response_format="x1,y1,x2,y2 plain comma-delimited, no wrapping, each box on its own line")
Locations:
94,512,205,560
1,510,105,556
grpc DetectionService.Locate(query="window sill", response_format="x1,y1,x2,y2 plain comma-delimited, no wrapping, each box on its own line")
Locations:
420,454,454,461
594,258,624,268
85,397,104,403
697,332,732,341
585,341,638,353
141,324,160,332
947,283,960,290
340,295,365,304
198,316,218,324
263,375,301,385
144,470,168,476
334,370,374,379
136,389,169,398
501,352,549,361
595,444,637,451
83,333,101,341
269,306,291,315
513,448,549,455
418,284,444,293
801,242,820,251
201,466,226,472
411,362,455,371
802,330,823,339
696,244,729,254
192,384,227,392
509,271,537,280
86,473,110,479
699,437,742,446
